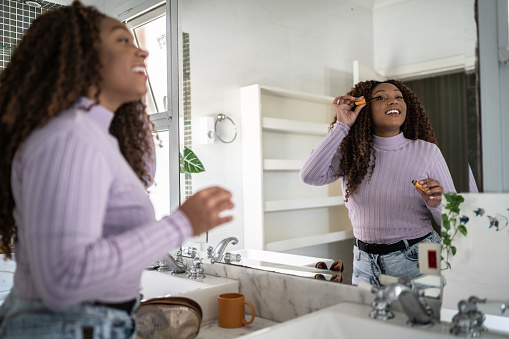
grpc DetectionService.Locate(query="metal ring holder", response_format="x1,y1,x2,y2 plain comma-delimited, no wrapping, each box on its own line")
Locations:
215,113,237,143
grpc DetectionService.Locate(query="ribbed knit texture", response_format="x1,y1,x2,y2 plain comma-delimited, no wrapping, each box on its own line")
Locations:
300,122,456,244
11,97,192,310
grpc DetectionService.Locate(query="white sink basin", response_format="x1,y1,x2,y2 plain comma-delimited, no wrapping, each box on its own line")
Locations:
140,270,238,322
241,302,509,339
140,270,207,298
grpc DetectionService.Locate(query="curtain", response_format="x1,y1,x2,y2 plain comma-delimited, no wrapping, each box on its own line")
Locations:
405,72,480,193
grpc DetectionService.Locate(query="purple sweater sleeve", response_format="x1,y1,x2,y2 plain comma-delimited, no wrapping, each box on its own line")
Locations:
300,122,348,185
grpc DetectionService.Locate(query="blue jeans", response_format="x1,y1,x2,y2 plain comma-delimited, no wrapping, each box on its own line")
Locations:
0,292,139,339
351,230,442,286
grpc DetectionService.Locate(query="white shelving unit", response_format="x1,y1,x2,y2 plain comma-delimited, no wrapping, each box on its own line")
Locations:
241,84,353,252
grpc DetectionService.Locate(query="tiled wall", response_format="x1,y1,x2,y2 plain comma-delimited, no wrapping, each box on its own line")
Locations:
0,0,61,71
182,32,193,200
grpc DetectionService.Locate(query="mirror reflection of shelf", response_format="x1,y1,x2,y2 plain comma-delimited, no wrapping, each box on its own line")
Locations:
241,84,353,252
266,230,354,252
262,117,328,136
265,196,345,212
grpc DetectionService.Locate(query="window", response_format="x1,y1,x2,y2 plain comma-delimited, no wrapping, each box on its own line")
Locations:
126,5,172,219
126,5,167,115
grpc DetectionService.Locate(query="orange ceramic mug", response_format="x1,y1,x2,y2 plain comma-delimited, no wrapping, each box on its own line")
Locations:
217,293,256,328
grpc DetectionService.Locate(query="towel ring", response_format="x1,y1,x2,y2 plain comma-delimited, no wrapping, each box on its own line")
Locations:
215,113,237,143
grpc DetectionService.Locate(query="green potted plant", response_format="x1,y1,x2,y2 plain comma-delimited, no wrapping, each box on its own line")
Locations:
441,193,467,270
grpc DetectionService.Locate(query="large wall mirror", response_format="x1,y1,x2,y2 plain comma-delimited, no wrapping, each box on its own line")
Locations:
175,0,478,285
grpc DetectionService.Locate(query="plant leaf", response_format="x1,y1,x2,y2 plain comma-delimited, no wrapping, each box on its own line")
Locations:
180,146,205,173
458,225,468,236
443,218,451,231
451,246,457,256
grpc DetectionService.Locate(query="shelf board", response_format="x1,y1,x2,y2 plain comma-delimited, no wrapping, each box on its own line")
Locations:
264,196,344,212
265,230,354,252
263,159,303,170
262,117,328,136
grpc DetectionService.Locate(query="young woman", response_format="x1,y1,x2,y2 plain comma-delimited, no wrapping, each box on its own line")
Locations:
300,80,455,286
0,2,233,337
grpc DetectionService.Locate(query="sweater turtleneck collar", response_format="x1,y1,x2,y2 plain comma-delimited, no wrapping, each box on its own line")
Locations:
75,96,115,133
373,132,409,151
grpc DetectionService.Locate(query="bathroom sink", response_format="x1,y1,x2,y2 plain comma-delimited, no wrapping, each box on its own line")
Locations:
240,302,509,339
140,270,239,322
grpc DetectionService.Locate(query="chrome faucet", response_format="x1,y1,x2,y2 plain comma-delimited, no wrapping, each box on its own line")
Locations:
207,237,238,263
369,279,433,326
159,251,187,274
450,296,508,337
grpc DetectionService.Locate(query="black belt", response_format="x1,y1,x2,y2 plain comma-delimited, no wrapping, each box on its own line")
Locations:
94,298,137,313
354,232,431,255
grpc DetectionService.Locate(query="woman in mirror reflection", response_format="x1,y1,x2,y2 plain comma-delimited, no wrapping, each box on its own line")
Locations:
0,1,233,337
300,80,455,287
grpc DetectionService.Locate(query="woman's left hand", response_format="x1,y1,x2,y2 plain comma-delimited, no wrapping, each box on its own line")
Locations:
415,178,443,207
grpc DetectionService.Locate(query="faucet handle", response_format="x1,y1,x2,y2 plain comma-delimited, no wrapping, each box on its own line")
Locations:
206,246,217,263
369,285,394,321
188,258,206,279
224,252,241,263
174,250,184,263
183,247,198,258
450,297,488,337
467,296,486,306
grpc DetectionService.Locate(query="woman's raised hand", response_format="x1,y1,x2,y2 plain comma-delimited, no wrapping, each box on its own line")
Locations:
179,187,234,236
333,95,366,128
414,178,443,208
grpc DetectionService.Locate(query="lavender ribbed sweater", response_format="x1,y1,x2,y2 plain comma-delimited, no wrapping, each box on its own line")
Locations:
300,122,456,244
11,97,192,310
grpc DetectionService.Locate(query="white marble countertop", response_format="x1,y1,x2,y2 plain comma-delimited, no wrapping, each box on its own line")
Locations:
196,317,278,339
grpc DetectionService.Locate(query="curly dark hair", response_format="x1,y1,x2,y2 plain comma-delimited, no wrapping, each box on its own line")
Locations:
0,1,155,258
331,79,437,201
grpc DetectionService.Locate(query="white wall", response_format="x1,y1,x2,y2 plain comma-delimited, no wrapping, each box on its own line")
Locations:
374,0,476,77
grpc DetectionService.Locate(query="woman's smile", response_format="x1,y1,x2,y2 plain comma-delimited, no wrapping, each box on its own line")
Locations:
385,109,401,116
